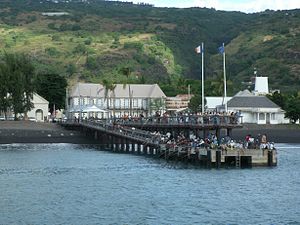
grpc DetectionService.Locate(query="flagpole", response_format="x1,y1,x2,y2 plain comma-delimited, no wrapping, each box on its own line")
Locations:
223,43,227,113
201,42,204,114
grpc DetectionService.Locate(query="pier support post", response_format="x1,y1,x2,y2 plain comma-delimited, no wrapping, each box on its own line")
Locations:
203,129,208,139
216,150,221,168
143,145,148,155
120,138,125,152
149,146,154,155
268,150,273,167
115,137,120,152
133,144,136,154
125,140,130,153
109,136,114,151
207,149,212,168
172,129,176,140
216,128,221,142
185,129,190,139
227,128,232,137
103,134,109,149
137,144,141,154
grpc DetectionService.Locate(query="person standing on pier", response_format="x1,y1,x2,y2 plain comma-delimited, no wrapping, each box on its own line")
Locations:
261,134,267,144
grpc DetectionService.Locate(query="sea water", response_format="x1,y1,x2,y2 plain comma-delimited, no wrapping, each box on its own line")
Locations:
0,143,299,225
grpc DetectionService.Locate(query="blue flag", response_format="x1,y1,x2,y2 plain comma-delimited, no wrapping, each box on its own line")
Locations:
218,45,224,54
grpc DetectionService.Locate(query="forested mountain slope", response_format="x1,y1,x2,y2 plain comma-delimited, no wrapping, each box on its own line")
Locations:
0,0,299,95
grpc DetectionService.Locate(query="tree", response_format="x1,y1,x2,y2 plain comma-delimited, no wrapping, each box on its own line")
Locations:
101,79,116,118
73,44,86,54
66,63,77,76
267,91,300,123
0,61,11,118
0,53,36,120
22,55,36,119
285,93,300,123
188,95,206,113
267,91,286,109
35,73,68,114
120,66,133,116
150,98,165,116
209,74,233,96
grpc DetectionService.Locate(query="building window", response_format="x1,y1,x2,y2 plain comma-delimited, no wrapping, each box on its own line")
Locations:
142,99,148,109
259,113,265,120
103,99,108,108
115,99,120,108
137,99,142,107
74,98,79,106
271,113,276,120
97,99,103,107
124,99,129,108
133,99,138,107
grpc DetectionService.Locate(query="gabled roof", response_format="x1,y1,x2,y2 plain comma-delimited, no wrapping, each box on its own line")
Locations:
205,97,232,109
235,89,252,96
70,83,166,98
227,96,279,108
33,93,49,104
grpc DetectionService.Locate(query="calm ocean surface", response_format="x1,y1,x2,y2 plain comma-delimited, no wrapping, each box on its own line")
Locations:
0,143,299,225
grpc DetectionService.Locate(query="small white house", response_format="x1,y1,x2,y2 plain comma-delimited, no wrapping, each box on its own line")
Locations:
0,93,49,122
27,93,49,122
227,90,289,124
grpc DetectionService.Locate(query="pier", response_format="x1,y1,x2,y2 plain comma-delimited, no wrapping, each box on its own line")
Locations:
61,115,277,168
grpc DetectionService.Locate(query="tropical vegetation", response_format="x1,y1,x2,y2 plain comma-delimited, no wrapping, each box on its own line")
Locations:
0,0,299,120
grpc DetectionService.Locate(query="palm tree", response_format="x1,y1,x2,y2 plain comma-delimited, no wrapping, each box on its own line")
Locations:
120,67,133,116
102,79,116,118
210,74,233,105
149,98,165,116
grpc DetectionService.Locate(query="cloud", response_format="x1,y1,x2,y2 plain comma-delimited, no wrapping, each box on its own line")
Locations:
128,0,300,13
195,0,300,13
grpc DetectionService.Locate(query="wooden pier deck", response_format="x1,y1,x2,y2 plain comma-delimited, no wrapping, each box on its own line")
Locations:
60,116,276,168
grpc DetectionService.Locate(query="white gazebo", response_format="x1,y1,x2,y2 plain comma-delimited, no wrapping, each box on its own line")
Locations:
81,105,108,119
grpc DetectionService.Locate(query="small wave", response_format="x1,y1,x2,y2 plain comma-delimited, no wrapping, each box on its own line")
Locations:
276,146,300,149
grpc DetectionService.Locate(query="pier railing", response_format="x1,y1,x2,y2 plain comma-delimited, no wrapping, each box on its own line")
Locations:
102,115,242,127
70,120,161,146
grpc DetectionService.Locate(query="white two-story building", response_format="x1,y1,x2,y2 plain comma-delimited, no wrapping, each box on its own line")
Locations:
67,83,166,118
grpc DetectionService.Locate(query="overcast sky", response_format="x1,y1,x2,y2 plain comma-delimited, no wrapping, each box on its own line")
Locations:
126,0,299,13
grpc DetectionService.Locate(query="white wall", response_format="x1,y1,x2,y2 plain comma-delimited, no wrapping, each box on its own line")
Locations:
27,103,49,122
240,112,257,124
273,112,290,124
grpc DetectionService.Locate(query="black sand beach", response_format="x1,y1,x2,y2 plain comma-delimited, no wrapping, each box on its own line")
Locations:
231,124,300,143
0,121,299,144
0,121,98,144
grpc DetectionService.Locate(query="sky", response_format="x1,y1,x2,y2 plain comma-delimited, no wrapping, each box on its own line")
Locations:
125,0,300,13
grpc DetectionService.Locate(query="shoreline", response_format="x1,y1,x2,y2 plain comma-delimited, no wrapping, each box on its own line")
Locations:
231,124,300,144
0,121,299,144
0,121,98,144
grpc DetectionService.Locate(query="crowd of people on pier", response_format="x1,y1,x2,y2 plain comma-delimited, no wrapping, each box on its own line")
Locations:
151,130,275,152
73,110,242,126
73,111,275,152
111,111,242,126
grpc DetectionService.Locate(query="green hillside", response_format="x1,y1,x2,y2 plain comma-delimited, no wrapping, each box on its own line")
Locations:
0,0,299,95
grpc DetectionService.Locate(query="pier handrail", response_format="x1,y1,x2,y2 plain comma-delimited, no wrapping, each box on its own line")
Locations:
98,115,242,127
69,119,161,146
